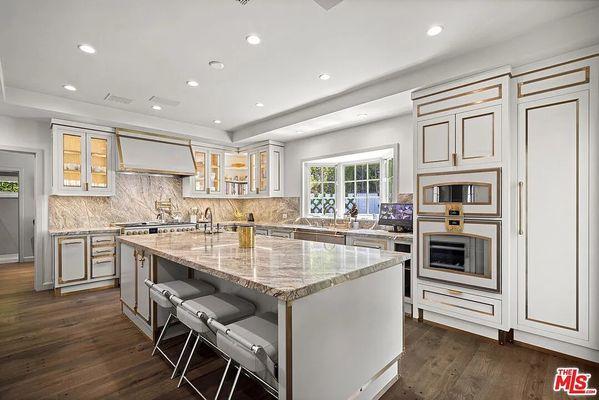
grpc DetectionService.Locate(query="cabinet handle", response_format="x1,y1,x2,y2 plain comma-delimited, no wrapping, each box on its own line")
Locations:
85,182,89,191
94,259,112,264
62,241,81,246
447,289,463,295
518,181,524,235
94,239,113,243
452,153,457,166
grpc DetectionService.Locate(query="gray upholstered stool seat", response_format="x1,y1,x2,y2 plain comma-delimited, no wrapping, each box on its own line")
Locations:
177,292,256,343
149,279,216,308
211,312,279,399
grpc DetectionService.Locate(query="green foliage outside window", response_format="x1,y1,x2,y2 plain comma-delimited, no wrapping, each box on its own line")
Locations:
0,181,18,193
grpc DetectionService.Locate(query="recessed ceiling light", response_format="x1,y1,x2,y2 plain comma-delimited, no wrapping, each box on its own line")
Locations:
186,80,199,87
255,102,264,107
427,25,443,36
319,73,331,81
246,34,261,45
63,84,77,91
213,119,222,124
357,113,368,119
152,105,162,110
78,44,96,54
209,61,225,70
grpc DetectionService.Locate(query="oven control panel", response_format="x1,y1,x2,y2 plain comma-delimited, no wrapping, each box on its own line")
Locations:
122,224,197,235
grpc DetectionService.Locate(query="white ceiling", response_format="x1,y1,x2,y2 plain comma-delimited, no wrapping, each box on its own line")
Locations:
0,0,598,141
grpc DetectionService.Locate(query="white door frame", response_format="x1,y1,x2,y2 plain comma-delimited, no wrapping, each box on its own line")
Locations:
0,167,24,263
0,145,45,291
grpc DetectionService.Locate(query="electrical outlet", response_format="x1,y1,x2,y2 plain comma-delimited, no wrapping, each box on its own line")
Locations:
282,213,288,219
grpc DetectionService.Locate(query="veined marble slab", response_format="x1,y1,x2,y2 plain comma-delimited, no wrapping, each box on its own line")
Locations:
49,227,121,236
119,231,409,301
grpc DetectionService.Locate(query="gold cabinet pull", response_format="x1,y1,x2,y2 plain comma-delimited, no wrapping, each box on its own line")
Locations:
518,181,524,235
452,153,457,166
448,289,463,295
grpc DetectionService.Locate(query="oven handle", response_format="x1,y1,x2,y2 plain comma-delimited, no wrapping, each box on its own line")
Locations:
518,181,524,235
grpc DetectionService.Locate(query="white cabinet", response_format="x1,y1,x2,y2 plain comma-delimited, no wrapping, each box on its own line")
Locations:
183,147,225,197
52,124,115,196
247,144,284,197
516,90,591,343
417,106,501,170
120,243,151,323
56,236,87,284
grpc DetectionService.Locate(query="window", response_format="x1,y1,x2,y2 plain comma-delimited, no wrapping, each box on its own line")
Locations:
0,176,18,198
308,166,336,216
303,148,396,219
343,162,381,215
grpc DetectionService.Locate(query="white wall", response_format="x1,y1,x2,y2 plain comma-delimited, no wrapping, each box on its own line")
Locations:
0,115,52,289
284,114,413,198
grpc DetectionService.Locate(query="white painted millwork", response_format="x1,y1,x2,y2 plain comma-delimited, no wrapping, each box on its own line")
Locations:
52,123,115,196
119,243,137,312
417,115,455,169
456,105,501,166
56,236,86,284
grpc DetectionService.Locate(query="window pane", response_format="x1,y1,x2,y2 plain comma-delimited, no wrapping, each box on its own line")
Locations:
323,166,336,182
345,197,356,214
356,164,367,180
387,159,394,178
323,197,336,215
344,165,355,181
310,166,322,183
368,163,380,180
310,183,322,196
323,182,335,196
356,181,367,194
368,180,380,195
356,197,367,214
310,198,322,214
369,197,381,215
345,182,355,196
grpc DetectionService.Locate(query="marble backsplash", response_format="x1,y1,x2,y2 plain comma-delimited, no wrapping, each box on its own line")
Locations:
49,174,301,230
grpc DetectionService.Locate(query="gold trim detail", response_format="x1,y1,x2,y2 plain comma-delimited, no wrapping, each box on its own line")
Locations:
460,111,495,160
57,236,88,284
347,354,402,400
412,73,510,101
422,289,495,316
285,302,293,400
523,98,580,332
512,53,598,78
417,84,502,117
517,67,590,98
422,181,493,206
421,121,451,164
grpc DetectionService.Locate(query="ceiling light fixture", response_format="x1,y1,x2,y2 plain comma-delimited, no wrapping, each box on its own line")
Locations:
78,44,96,54
209,61,225,70
427,25,443,36
63,84,77,91
357,113,368,119
152,105,162,110
255,102,264,107
186,80,199,87
213,119,222,124
246,34,261,45
319,73,331,81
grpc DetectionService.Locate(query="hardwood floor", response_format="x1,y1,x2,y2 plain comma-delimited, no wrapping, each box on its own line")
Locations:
0,262,597,399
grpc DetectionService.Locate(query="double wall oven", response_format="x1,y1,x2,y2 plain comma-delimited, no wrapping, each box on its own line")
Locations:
416,168,501,292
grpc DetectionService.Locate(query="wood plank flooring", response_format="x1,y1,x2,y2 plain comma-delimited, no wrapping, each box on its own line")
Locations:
1,262,597,399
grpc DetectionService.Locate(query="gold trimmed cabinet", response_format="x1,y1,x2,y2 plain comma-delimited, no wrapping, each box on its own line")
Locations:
51,120,116,196
52,231,119,295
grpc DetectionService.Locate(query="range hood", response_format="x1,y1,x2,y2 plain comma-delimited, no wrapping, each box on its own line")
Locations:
116,129,196,176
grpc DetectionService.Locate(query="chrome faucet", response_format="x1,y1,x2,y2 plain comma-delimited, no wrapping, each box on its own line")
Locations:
204,207,213,233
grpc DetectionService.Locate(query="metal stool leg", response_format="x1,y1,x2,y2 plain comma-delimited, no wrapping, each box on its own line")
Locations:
214,358,232,400
153,313,174,356
178,333,201,388
171,329,193,379
227,365,242,400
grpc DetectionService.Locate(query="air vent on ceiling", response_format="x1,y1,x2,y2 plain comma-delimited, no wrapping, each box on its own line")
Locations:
104,93,133,104
235,0,251,4
149,96,180,107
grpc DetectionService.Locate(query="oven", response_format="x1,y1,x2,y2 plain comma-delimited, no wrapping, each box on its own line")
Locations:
417,218,500,292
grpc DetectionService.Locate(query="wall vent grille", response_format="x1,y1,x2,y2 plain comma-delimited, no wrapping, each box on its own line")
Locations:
104,93,133,104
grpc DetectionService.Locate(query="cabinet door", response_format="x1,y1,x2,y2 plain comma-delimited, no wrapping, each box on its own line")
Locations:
192,148,208,194
517,91,589,342
269,146,283,196
58,129,87,193
417,115,456,169
136,250,151,322
258,149,269,195
57,236,87,284
248,151,258,195
456,105,501,166
120,243,136,311
208,150,224,195
86,133,113,195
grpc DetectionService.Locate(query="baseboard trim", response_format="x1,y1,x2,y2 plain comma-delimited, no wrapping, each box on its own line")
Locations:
0,254,19,264
23,256,34,262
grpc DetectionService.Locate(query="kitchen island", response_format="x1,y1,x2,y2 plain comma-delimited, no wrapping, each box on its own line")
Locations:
118,231,409,400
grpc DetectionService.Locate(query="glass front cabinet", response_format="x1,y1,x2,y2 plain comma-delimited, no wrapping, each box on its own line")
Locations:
52,125,115,196
183,143,284,198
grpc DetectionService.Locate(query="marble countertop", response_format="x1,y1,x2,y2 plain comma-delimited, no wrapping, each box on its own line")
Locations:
49,227,121,236
118,231,409,301
219,221,413,242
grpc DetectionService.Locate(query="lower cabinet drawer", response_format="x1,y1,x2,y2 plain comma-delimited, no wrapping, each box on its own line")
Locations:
270,229,292,238
92,245,115,257
417,283,501,326
91,235,115,245
91,257,116,278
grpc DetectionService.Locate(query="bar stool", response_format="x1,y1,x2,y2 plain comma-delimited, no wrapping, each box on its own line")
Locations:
144,278,215,376
211,312,279,399
173,292,256,397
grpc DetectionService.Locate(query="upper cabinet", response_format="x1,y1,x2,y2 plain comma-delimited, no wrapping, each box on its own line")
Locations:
52,123,115,196
414,73,508,171
183,142,283,198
